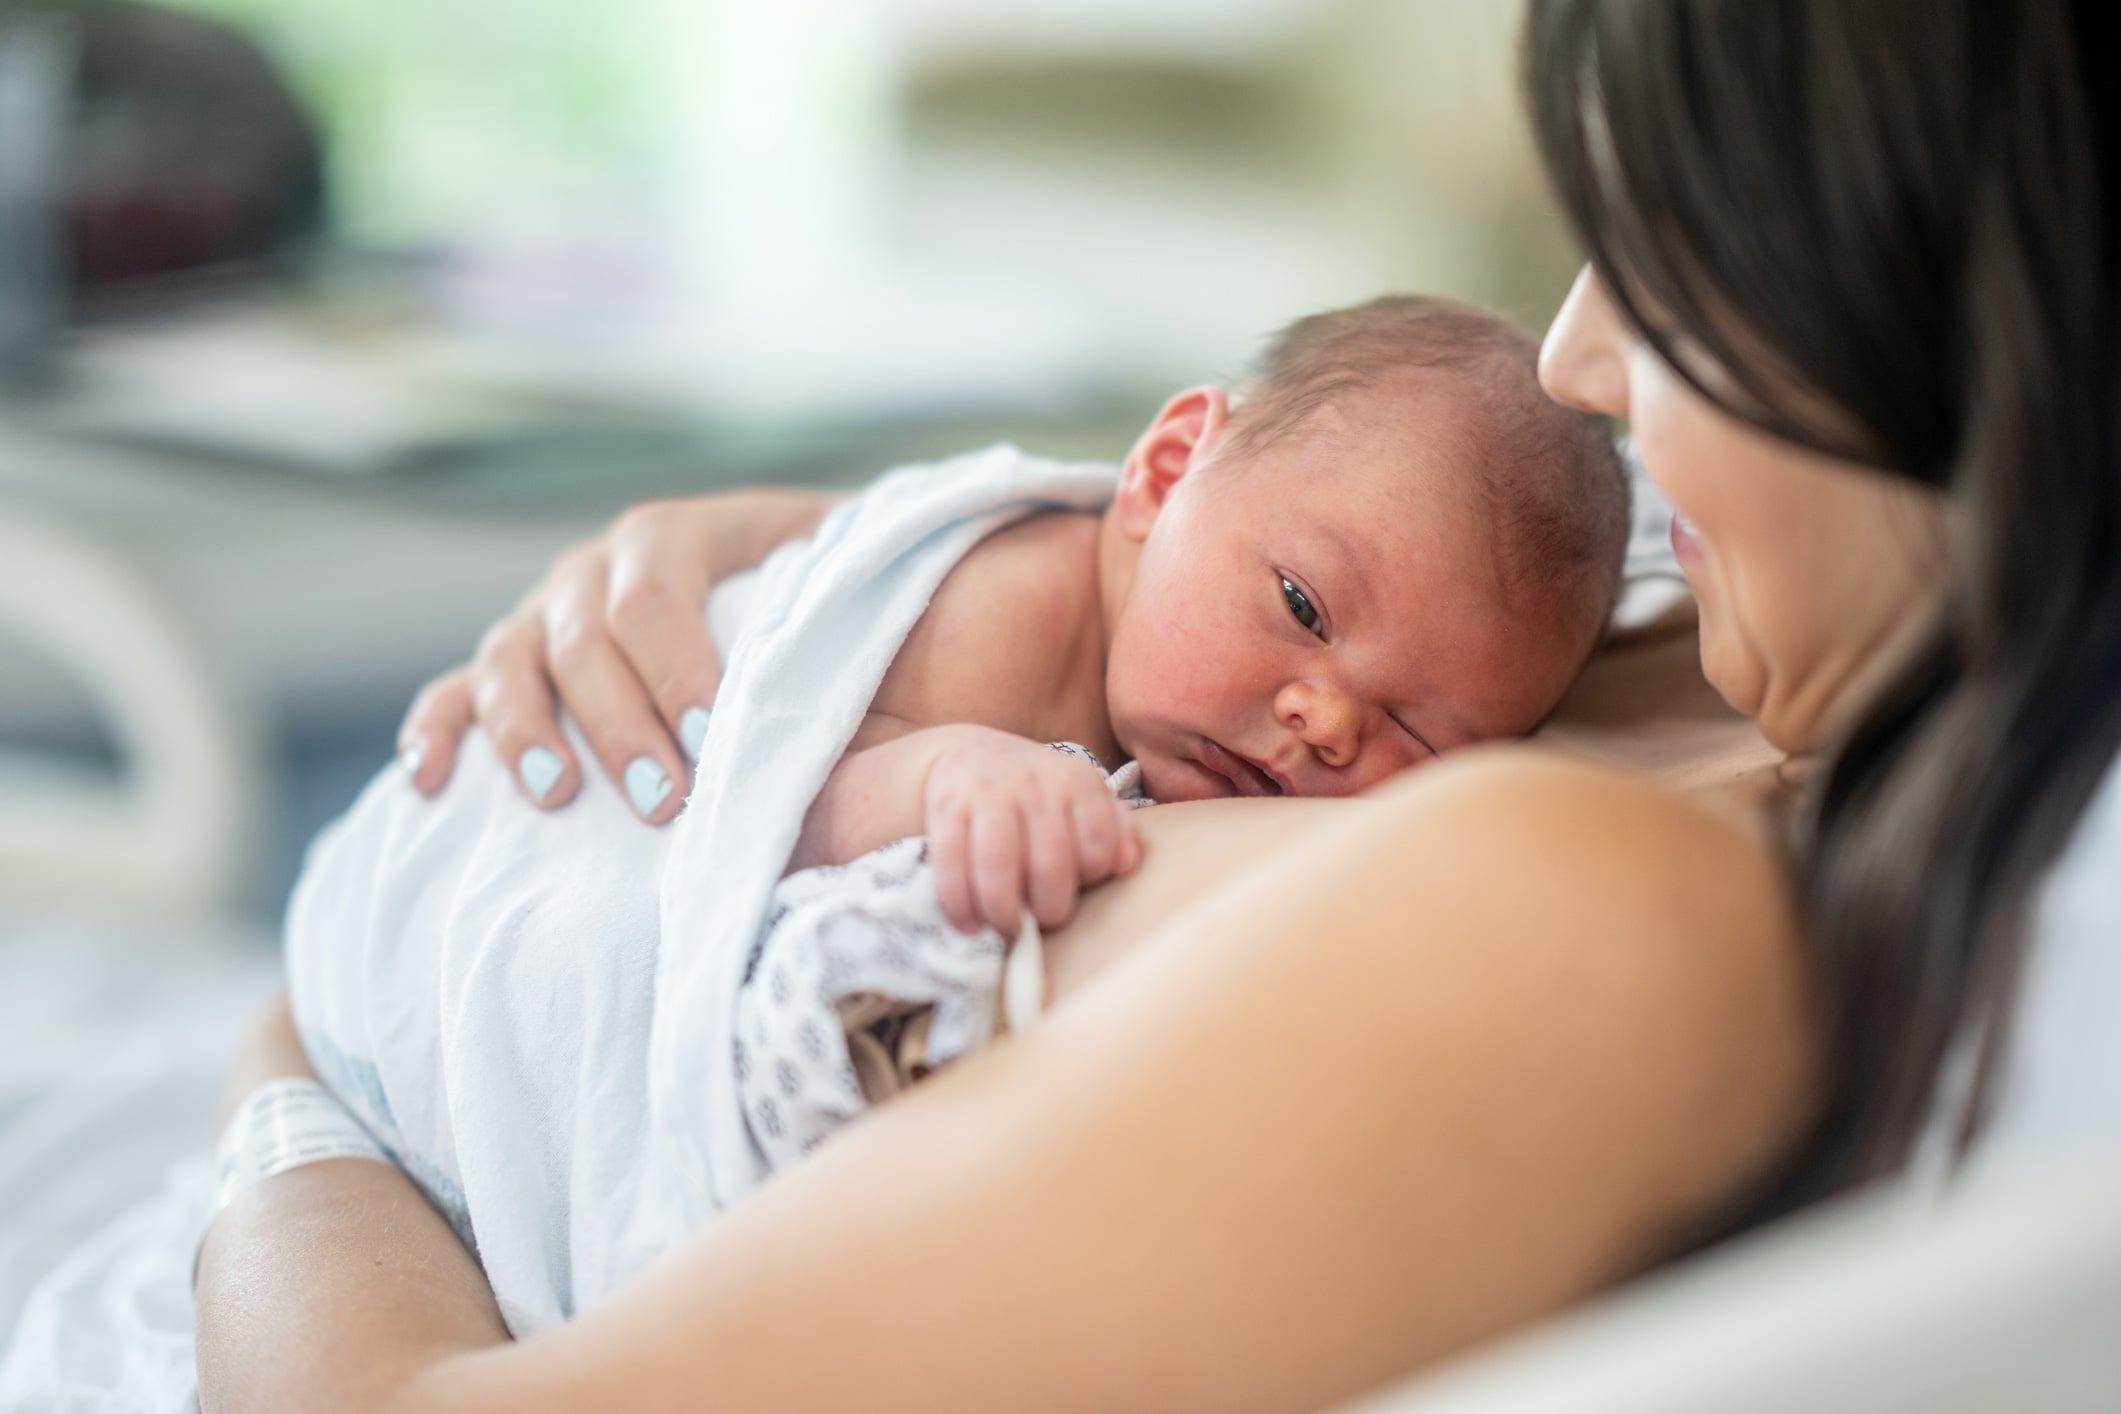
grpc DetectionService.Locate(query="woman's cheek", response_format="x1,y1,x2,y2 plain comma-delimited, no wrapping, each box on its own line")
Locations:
1620,356,1723,518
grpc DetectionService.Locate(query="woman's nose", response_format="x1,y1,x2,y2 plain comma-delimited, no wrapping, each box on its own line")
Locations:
1539,266,1629,418
1274,680,1361,769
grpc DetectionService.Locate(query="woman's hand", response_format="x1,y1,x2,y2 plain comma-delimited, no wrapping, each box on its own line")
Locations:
398,488,839,822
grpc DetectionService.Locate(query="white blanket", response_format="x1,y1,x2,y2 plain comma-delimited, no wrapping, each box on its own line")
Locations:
286,444,1116,1334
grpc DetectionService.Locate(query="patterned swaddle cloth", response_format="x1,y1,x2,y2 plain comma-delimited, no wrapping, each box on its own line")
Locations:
734,743,1151,1171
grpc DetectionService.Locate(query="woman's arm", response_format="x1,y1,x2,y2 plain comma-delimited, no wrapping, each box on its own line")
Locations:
195,999,513,1413
194,800,1332,1412
197,750,1816,1414
400,487,842,819
196,1151,510,1413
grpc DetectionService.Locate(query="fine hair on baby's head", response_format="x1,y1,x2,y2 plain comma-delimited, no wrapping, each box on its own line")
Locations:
1223,294,1629,678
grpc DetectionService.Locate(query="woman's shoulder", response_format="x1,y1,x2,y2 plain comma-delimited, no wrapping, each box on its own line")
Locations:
1121,744,1818,1248
1356,744,1804,996
1371,742,1785,871
1337,746,1818,1176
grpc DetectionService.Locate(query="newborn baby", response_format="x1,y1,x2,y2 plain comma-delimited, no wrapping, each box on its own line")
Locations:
791,293,1626,939
732,294,1626,1166
284,293,1626,1330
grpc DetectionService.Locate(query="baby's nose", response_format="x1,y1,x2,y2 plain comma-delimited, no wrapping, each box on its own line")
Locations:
1274,682,1362,769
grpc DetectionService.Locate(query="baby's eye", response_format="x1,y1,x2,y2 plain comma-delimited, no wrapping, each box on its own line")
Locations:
1281,577,1323,636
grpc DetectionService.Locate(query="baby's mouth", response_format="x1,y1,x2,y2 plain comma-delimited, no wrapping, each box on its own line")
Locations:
1198,738,1285,797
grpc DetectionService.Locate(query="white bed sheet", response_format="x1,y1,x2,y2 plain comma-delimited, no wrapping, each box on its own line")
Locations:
0,916,278,1408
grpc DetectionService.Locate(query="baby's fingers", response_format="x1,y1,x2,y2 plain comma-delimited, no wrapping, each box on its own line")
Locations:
1068,794,1141,887
1023,799,1082,931
930,806,980,935
969,804,1029,940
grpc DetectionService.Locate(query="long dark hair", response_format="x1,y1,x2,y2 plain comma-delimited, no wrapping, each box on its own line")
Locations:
1523,0,2121,1206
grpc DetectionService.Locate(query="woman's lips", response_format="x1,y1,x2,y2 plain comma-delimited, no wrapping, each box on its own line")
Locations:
1198,738,1284,797
1670,511,1706,567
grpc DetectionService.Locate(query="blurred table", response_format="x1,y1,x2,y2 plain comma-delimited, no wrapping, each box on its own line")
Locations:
0,414,641,748
0,362,1146,747
0,352,1147,917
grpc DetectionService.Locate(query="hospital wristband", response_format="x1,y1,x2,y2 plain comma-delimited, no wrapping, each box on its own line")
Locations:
212,1076,392,1214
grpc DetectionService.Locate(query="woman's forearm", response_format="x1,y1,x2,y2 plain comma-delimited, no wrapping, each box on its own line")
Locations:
195,999,510,1414
195,1160,508,1414
698,486,843,575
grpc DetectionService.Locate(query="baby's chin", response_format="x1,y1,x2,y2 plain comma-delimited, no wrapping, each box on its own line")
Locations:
1136,753,1227,805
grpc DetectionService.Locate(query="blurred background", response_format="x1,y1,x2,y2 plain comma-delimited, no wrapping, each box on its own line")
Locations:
0,0,1579,932
12,10,2121,1401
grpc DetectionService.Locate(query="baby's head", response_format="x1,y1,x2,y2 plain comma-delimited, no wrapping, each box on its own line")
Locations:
1099,294,1626,803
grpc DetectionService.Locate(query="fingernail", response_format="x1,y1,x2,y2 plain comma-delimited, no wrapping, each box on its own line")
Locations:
680,706,712,758
626,756,673,818
399,741,425,778
518,746,564,805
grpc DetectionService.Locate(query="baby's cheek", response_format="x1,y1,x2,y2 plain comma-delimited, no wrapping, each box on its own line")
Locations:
1109,635,1189,717
1164,624,1258,711
1109,602,1254,741
1341,740,1428,797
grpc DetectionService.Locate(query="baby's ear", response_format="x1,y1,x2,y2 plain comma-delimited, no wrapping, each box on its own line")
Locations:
1112,387,1231,539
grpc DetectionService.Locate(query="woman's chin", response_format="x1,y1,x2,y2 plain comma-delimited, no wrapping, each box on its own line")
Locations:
1697,630,1769,728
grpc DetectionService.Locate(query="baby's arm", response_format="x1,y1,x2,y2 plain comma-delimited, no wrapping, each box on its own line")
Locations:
789,512,1132,935
789,714,955,868
794,722,1140,937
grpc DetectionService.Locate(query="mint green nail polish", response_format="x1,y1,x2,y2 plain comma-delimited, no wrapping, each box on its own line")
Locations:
626,757,672,818
399,742,425,778
680,706,711,758
519,746,563,805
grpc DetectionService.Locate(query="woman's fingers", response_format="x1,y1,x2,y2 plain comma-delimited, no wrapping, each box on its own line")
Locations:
470,611,581,810
606,502,728,751
545,595,690,824
397,667,475,796
603,563,724,760
404,490,838,816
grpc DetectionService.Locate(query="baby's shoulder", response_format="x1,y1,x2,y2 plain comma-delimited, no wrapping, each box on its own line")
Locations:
933,510,1102,620
875,511,1104,725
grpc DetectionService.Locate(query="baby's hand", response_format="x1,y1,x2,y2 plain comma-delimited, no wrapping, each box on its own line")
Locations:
923,728,1142,938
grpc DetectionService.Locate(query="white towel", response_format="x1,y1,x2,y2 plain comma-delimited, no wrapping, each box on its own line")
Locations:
284,444,1116,1334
